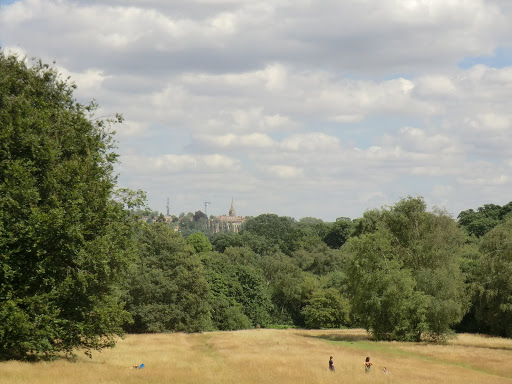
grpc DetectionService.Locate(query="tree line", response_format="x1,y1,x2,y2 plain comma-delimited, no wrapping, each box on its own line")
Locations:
1,51,511,360
123,199,512,343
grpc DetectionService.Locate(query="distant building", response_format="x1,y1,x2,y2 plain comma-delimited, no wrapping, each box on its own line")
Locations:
209,198,245,233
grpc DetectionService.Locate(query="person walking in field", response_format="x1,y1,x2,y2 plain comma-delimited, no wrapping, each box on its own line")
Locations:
329,356,335,372
364,356,372,373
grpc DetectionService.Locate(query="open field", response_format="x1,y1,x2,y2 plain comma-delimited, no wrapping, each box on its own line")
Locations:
1,329,512,384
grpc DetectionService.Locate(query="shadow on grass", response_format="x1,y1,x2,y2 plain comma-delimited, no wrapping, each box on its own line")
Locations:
0,354,77,363
0,349,86,363
301,331,512,353
300,332,373,344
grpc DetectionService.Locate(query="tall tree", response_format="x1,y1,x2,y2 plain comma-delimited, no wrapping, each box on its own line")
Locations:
458,202,512,237
302,287,350,329
0,52,143,359
201,252,251,330
473,219,512,337
346,197,469,341
322,217,355,249
241,214,300,255
193,210,207,222
260,253,319,326
211,232,244,252
124,223,212,333
186,232,213,253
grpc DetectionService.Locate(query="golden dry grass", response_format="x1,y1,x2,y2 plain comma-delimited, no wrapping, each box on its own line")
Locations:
1,329,512,384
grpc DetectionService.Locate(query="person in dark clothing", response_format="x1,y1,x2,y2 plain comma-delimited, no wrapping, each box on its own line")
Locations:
329,356,335,372
364,356,372,373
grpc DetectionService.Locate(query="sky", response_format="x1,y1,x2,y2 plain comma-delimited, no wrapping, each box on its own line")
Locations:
1,0,512,221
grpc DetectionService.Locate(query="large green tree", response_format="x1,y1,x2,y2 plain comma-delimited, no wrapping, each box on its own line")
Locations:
457,202,512,237
322,217,355,249
124,223,212,333
0,52,141,359
186,232,213,254
346,197,469,341
473,219,512,337
260,252,319,326
301,287,350,329
346,230,430,340
211,232,245,253
201,252,252,330
201,247,272,330
241,214,301,255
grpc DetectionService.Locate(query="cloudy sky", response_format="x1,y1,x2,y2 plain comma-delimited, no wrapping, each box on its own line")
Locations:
1,0,512,221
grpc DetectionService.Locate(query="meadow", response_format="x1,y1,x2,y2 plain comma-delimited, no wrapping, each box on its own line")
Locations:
1,329,512,384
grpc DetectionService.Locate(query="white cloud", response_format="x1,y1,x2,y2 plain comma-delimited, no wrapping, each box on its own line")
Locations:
121,153,241,174
398,127,457,154
470,113,511,132
0,0,34,23
265,165,304,179
116,120,148,138
457,174,509,186
414,75,457,98
280,133,340,153
200,108,297,134
196,133,275,149
2,0,512,219
263,63,288,92
329,114,364,123
57,67,107,93
2,0,509,75
2,45,28,59
209,12,237,34
432,184,454,197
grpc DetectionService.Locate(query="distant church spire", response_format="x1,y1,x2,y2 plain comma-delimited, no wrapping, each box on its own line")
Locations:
229,197,236,217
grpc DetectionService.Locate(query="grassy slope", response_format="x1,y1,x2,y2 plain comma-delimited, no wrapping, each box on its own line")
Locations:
1,329,512,384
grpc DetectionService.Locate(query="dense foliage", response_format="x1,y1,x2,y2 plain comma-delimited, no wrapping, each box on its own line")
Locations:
0,52,142,359
123,224,211,333
346,197,469,341
457,202,512,237
472,220,512,337
123,197,511,342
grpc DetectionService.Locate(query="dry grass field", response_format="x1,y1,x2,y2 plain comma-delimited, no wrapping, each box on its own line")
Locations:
1,329,512,384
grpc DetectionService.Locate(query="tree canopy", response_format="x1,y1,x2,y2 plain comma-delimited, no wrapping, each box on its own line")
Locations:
345,197,469,341
0,52,142,359
124,223,212,333
458,202,512,237
473,219,512,337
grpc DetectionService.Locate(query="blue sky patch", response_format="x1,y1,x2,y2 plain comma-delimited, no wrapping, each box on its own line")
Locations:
458,46,512,69
0,0,18,6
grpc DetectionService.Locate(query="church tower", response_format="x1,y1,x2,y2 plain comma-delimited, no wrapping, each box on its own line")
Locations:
228,197,236,217
210,197,244,233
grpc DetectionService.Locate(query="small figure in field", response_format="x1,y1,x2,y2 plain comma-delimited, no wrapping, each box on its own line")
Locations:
382,367,389,374
364,356,372,373
329,356,335,372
